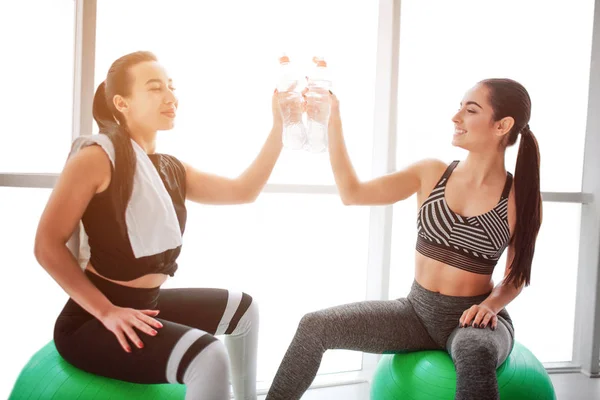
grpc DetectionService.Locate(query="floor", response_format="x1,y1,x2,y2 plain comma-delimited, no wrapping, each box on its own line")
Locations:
255,373,600,399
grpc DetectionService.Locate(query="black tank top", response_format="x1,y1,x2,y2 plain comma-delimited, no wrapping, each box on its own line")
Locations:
82,153,187,281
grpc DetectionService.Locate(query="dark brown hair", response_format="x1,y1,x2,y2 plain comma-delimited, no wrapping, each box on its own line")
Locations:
480,78,542,288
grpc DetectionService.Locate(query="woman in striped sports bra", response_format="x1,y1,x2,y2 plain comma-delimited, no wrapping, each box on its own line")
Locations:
267,79,542,400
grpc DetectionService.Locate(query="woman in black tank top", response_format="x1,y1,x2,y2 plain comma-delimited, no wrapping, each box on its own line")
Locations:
35,51,291,399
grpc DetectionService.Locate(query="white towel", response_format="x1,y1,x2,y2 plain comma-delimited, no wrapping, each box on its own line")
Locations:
66,134,183,269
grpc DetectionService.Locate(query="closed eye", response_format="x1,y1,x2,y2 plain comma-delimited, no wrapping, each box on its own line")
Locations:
150,86,176,92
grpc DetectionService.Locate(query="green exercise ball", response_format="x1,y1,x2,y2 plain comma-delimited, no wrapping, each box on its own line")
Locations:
10,341,186,399
371,341,556,399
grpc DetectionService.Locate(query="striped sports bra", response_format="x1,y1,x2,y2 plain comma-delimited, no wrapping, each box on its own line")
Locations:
416,161,513,275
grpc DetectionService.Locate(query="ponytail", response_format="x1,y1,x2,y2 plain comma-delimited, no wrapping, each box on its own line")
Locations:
92,80,136,237
505,125,542,288
92,81,116,132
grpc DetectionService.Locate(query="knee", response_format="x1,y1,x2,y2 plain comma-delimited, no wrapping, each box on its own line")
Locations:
185,339,230,382
181,338,231,399
229,293,259,336
208,340,230,371
450,331,498,365
245,294,259,324
298,310,326,335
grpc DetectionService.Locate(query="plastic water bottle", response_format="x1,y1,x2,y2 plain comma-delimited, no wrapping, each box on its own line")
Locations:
305,57,332,153
277,55,306,150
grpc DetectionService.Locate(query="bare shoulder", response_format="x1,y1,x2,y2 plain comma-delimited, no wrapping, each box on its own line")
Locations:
415,158,448,176
64,144,112,193
413,158,449,193
36,145,112,246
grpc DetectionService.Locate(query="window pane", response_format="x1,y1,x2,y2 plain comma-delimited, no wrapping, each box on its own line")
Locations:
390,201,580,363
164,193,370,381
95,0,378,184
0,2,75,173
0,188,69,399
395,0,593,192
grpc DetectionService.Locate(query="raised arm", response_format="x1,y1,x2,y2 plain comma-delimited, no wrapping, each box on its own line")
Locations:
327,93,443,206
184,90,284,205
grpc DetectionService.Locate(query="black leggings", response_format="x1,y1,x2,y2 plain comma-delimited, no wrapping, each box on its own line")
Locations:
54,271,258,400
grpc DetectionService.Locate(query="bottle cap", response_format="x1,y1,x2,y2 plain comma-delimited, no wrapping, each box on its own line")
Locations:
312,56,327,67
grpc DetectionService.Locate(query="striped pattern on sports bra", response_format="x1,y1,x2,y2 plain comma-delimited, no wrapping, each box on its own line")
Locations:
416,161,513,274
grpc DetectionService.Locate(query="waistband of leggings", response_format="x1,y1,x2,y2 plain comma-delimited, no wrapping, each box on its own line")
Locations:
84,270,160,309
408,279,492,307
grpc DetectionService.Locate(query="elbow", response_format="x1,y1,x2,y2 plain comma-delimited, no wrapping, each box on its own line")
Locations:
339,184,361,206
244,191,260,204
33,235,49,266
340,194,356,206
238,184,260,204
34,232,63,267
231,178,259,204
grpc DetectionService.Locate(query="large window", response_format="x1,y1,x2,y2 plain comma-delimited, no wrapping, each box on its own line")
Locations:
95,0,379,383
389,0,594,363
0,1,75,173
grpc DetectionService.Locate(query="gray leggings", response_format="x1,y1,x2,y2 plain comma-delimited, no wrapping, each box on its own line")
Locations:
266,280,514,400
